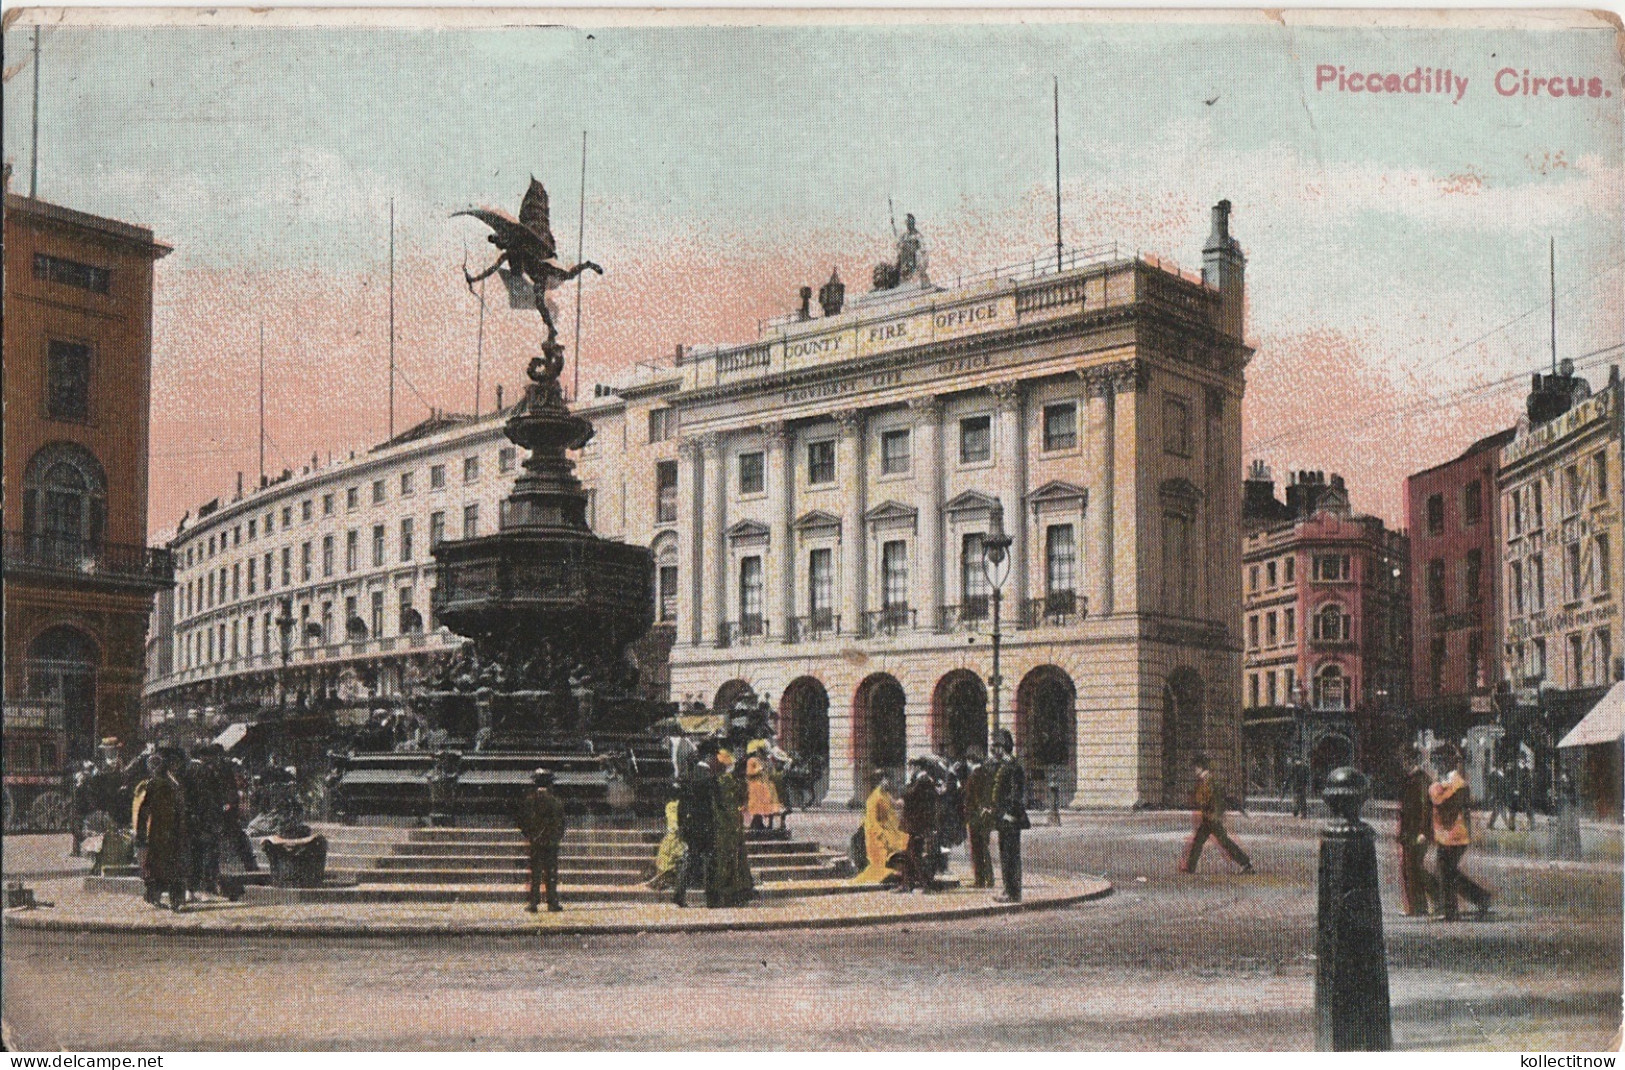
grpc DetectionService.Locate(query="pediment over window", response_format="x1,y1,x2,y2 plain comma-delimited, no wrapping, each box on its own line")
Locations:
725,519,771,544
943,490,998,516
1158,478,1203,505
1027,480,1088,511
793,510,842,534
865,500,919,526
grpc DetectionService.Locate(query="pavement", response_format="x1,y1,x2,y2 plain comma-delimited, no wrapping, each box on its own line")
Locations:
2,809,1619,1050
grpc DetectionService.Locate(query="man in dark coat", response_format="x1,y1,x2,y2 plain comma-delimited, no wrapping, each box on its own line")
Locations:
134,751,190,911
962,745,997,888
513,768,567,912
991,730,1030,902
900,759,939,892
674,757,719,908
184,746,229,896
1179,752,1254,874
1397,747,1437,916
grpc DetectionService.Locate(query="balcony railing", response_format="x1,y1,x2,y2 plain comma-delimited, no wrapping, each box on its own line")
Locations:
5,530,173,586
938,599,990,633
862,605,916,638
1021,591,1086,628
788,612,840,643
720,616,768,647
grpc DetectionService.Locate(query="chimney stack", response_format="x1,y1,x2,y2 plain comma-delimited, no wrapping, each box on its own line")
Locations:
1202,199,1246,340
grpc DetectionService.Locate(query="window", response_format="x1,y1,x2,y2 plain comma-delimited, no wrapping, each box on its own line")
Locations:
1598,628,1614,684
401,471,415,496
959,415,991,464
649,408,675,443
372,525,385,567
808,549,834,626
498,447,516,474
1315,603,1351,642
371,479,386,506
880,429,911,475
1163,397,1191,456
1532,637,1547,681
881,540,909,610
371,590,385,640
209,536,216,557
1426,559,1446,613
1247,615,1260,650
1532,481,1544,528
1509,489,1523,536
1266,561,1277,588
345,596,359,638
282,507,292,529
430,511,446,548
400,518,414,562
658,565,679,623
301,499,313,522
345,530,359,572
1570,633,1586,685
1266,671,1279,707
231,563,241,601
45,341,93,422
1248,565,1259,593
1565,464,1582,516
430,465,446,490
463,456,480,483
1426,494,1445,536
322,534,334,578
300,541,312,582
33,252,110,294
1596,452,1611,504
1042,402,1077,451
281,547,291,587
1046,524,1077,596
399,588,418,633
739,556,764,635
263,551,274,590
1249,674,1260,709
1315,665,1349,711
1463,480,1483,526
247,557,257,595
1567,541,1583,601
463,504,480,539
1285,557,1296,585
738,451,765,496
1315,554,1351,582
961,533,989,618
1284,667,1296,702
807,440,836,485
234,526,243,548
1464,549,1483,606
1531,554,1546,611
322,493,334,516
655,461,679,524
1266,610,1278,647
248,519,257,539
1598,535,1612,596
1162,512,1194,616
321,603,333,645
1284,607,1296,642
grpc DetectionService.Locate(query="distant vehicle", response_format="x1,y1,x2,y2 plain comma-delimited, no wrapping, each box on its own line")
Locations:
2,698,73,832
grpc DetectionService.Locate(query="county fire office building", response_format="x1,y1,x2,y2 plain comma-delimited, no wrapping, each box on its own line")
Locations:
147,202,1251,809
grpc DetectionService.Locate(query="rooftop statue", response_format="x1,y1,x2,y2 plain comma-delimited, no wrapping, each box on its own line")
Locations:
872,212,929,292
456,178,603,384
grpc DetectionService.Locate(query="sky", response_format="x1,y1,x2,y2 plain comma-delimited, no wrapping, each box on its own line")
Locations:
4,12,1621,539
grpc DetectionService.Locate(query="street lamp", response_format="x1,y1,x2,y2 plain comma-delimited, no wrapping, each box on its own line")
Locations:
275,598,295,708
981,499,1014,745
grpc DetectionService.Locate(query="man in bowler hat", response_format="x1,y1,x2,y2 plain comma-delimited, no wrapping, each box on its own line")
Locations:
514,768,567,912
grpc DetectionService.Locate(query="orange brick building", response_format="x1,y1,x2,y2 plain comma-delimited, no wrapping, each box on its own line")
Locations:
3,193,173,822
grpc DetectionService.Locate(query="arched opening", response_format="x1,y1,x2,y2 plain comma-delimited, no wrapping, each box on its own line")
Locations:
1017,666,1077,805
853,673,907,791
712,679,757,715
23,443,107,557
27,626,100,764
1314,664,1350,711
779,676,830,805
931,669,987,760
1161,667,1205,806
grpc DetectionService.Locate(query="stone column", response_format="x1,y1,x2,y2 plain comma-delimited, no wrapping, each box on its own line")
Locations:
699,432,725,647
678,438,705,647
1083,373,1115,617
765,420,793,643
992,381,1028,612
837,410,867,636
909,395,944,631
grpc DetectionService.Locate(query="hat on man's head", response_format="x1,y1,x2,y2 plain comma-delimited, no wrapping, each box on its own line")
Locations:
994,729,1015,752
532,768,554,785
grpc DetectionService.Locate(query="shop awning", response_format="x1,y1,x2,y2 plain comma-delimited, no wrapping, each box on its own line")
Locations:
213,721,257,752
1559,682,1625,749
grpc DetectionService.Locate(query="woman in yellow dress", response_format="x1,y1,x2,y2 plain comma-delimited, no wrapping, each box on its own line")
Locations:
646,787,686,890
852,769,910,884
743,740,787,830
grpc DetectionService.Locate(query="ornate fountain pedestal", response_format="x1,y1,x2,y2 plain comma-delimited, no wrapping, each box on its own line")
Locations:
336,372,672,820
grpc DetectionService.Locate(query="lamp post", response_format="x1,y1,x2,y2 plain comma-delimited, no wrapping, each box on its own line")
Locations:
981,500,1014,745
275,598,295,709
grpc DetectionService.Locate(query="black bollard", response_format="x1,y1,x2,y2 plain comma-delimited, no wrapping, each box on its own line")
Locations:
1314,766,1392,1051
1049,783,1062,827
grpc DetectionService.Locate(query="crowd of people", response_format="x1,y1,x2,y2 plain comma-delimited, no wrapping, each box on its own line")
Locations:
1397,742,1495,922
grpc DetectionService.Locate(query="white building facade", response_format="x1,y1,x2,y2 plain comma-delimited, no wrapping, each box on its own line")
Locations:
147,202,1251,808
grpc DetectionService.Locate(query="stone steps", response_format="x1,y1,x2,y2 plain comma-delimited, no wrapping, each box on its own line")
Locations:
239,879,876,906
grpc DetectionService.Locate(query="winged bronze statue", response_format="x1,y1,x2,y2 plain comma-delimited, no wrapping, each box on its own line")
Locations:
455,178,603,383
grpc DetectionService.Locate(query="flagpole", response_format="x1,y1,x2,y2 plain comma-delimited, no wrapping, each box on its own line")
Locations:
258,321,266,487
1053,75,1063,273
1549,237,1557,376
388,197,396,440
572,130,588,403
30,27,42,197
474,278,486,417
